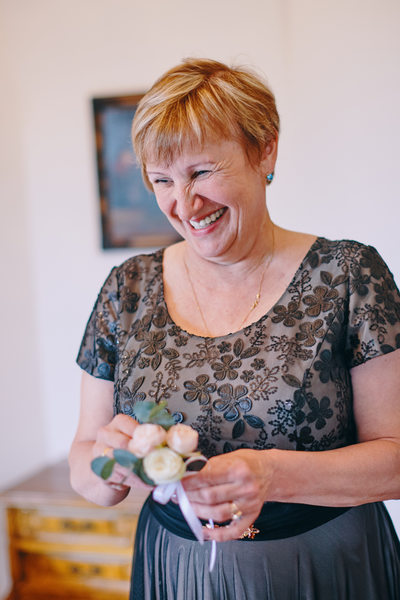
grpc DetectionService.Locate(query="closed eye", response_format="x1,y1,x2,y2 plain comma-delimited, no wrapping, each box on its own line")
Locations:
192,170,211,180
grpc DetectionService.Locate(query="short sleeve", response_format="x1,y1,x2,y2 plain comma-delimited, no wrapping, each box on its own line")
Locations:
346,245,400,368
76,266,120,381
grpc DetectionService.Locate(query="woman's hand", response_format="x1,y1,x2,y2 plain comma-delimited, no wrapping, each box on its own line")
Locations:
69,374,152,505
92,414,150,491
93,413,138,456
182,449,274,542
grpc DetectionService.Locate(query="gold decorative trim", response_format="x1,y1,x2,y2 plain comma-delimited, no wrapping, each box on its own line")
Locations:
239,524,260,540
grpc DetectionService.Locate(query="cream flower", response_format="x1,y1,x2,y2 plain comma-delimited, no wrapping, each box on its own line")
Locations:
143,447,186,484
166,424,199,455
128,423,167,458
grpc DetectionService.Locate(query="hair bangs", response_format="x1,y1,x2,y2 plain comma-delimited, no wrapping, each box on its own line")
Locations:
140,88,238,168
132,58,281,189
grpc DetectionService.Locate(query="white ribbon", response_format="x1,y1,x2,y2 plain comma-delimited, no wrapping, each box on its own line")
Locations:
152,456,217,571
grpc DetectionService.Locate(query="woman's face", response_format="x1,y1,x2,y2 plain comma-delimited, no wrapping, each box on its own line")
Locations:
146,137,276,264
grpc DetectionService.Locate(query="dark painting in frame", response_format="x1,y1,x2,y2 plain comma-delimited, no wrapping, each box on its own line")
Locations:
93,94,181,249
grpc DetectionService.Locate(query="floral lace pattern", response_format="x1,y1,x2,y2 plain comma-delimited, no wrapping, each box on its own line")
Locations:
77,238,400,458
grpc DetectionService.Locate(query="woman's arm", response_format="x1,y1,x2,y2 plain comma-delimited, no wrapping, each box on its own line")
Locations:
183,349,400,541
270,349,400,505
69,371,149,506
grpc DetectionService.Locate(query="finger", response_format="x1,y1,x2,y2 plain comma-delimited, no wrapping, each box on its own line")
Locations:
182,467,234,490
111,414,139,436
101,415,138,440
183,458,250,490
183,479,257,507
111,464,133,482
189,497,260,523
107,471,129,491
93,434,126,457
133,478,153,490
183,480,235,503
188,500,241,523
190,500,233,523
203,512,260,543
94,419,138,455
107,464,152,490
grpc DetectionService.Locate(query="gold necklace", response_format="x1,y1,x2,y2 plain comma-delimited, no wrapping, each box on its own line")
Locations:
183,256,212,337
183,227,275,336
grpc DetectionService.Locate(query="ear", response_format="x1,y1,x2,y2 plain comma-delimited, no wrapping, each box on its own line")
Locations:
259,136,278,176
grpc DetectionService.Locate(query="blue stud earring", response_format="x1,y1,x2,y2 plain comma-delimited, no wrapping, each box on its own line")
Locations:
266,173,274,183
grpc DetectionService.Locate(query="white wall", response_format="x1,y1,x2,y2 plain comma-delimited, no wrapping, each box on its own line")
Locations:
1,0,399,595
272,0,400,265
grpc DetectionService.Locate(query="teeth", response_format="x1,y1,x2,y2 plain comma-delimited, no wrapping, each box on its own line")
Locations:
190,208,225,230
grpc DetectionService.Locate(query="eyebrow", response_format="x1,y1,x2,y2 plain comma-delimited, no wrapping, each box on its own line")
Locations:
146,160,215,175
146,170,168,176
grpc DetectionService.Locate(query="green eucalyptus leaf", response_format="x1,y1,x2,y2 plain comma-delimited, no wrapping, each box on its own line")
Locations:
113,449,139,468
151,411,175,429
101,458,116,479
133,400,158,423
133,399,174,428
91,456,110,478
148,401,174,428
131,459,141,477
148,400,167,418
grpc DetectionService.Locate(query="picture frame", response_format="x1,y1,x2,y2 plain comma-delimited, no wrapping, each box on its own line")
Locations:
92,94,181,249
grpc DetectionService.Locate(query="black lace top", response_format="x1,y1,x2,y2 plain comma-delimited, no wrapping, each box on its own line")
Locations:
77,238,400,458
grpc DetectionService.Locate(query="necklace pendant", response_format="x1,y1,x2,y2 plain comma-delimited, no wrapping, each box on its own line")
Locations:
251,293,260,310
239,524,260,540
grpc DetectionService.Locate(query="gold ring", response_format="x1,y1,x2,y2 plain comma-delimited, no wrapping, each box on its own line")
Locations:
102,447,113,457
230,501,243,522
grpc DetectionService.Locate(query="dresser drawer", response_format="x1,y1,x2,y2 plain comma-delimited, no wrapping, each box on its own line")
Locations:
1,460,148,600
8,506,138,543
12,574,130,600
20,549,132,581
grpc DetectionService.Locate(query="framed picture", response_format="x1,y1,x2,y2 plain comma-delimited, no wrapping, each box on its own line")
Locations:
92,94,181,249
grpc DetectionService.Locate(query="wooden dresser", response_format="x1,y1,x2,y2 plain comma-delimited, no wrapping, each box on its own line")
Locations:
0,460,149,600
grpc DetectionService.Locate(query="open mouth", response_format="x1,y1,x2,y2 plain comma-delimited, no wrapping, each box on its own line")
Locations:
189,208,226,230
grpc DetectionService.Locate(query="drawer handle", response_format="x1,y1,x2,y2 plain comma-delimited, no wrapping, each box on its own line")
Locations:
61,519,95,531
69,564,103,576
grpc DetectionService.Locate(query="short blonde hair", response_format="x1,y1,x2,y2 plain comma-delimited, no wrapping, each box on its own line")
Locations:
132,58,280,189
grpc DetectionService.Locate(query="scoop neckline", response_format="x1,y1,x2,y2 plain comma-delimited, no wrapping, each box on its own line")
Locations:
158,236,324,341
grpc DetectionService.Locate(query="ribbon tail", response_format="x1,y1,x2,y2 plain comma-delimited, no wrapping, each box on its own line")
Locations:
209,539,216,572
176,481,204,543
208,519,217,572
152,461,217,571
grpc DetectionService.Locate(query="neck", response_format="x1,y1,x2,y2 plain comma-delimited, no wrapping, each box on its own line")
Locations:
181,221,277,336
183,218,276,285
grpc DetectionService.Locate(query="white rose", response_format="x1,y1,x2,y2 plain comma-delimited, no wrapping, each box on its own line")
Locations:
166,424,199,455
128,423,167,458
143,447,186,484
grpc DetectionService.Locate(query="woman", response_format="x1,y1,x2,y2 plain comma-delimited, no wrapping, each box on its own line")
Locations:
70,58,400,599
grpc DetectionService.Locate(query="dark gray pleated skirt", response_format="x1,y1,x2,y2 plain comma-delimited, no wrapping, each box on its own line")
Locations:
130,501,400,600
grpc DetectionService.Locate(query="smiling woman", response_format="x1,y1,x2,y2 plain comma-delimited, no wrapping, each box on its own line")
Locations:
145,137,276,275
70,58,400,600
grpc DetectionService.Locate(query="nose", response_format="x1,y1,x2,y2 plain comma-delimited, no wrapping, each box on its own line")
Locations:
174,182,203,221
